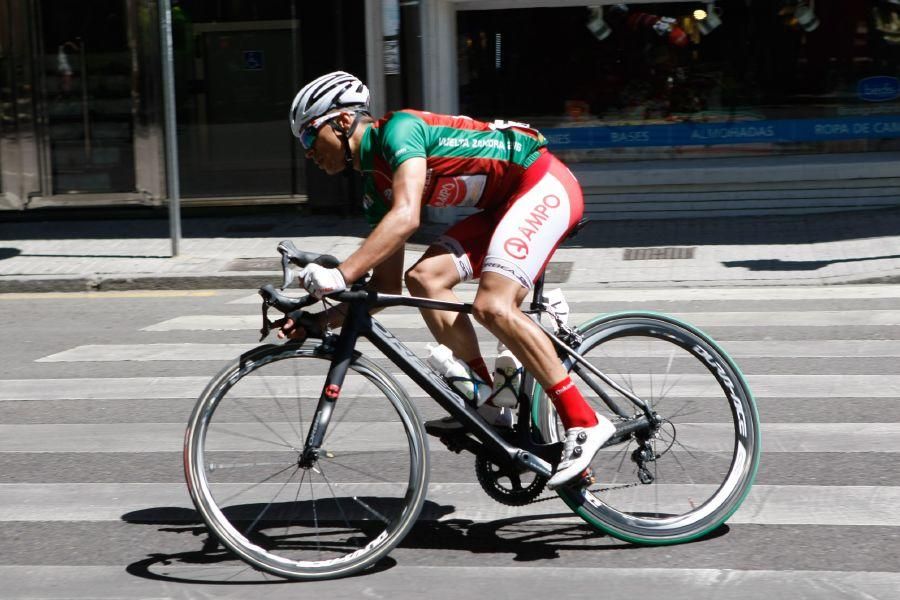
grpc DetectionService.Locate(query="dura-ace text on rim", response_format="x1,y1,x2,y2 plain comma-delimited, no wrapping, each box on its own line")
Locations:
184,344,430,580
532,313,761,544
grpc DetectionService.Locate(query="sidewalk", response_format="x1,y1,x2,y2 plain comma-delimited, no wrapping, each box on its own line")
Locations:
1,205,898,293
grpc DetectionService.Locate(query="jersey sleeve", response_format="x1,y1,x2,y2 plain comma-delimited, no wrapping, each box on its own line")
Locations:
379,111,428,170
362,177,389,227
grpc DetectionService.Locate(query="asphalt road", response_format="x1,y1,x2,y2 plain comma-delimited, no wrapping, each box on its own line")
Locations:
1,285,899,599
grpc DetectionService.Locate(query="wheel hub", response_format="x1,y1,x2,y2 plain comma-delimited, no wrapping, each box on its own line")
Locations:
297,448,319,469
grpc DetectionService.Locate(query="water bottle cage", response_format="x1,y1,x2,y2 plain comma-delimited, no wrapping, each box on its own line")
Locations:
445,375,490,406
487,366,525,404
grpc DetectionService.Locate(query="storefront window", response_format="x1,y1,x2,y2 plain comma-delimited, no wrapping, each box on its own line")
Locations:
40,0,135,193
171,1,298,197
171,0,365,198
458,1,900,163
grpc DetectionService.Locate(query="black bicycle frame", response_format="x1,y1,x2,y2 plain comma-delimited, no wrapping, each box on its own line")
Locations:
299,286,566,476
300,280,655,477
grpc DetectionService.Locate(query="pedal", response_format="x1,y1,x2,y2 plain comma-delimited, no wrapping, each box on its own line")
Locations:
438,435,466,454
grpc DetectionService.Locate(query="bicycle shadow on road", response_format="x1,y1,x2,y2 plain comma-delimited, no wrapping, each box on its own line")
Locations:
121,499,455,585
402,512,729,562
121,501,728,583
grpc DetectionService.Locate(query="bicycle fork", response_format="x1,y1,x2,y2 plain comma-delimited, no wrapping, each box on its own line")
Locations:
298,309,363,469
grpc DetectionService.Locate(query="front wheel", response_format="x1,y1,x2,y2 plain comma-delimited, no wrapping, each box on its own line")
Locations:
184,343,430,580
533,313,761,545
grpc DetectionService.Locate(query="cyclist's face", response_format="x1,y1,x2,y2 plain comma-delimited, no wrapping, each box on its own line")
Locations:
305,112,354,175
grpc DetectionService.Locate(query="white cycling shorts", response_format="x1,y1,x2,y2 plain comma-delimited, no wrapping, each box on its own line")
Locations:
433,152,584,289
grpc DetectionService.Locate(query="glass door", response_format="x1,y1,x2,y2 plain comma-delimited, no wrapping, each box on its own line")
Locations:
38,0,136,194
171,1,300,197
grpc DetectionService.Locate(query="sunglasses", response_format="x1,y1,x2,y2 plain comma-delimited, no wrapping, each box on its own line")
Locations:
299,111,344,151
299,124,320,150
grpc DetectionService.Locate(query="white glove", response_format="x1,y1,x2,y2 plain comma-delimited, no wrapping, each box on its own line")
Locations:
299,264,346,299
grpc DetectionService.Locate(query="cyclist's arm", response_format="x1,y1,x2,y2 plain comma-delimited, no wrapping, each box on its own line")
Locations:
337,157,426,283
318,246,404,329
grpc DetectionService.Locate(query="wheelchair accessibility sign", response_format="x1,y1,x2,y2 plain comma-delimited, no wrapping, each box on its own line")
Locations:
243,50,264,71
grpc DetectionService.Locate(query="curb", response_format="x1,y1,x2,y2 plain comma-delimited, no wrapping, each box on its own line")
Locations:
0,274,276,294
3,270,900,294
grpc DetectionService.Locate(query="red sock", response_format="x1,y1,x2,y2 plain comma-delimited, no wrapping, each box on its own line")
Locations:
466,357,493,386
547,376,598,429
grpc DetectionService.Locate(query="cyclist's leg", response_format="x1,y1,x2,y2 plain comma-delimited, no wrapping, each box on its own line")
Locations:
471,153,583,393
471,154,615,486
404,212,493,375
472,271,563,390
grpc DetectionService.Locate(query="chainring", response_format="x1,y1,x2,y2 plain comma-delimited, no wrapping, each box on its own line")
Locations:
474,453,548,506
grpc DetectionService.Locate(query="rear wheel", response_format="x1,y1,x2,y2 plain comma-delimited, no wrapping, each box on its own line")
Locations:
533,313,760,544
184,343,429,579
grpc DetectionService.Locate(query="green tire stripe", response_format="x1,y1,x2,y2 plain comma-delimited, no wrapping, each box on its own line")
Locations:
531,310,762,545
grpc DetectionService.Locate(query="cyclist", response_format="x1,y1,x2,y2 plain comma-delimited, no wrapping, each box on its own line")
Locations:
279,71,615,489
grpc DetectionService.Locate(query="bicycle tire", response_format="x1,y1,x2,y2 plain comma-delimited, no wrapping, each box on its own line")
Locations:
532,312,761,544
184,342,429,580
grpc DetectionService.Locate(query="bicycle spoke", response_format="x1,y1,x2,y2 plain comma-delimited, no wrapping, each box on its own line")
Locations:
217,462,299,506
246,466,301,536
665,442,696,485
665,437,733,483
208,460,295,471
352,496,390,524
318,463,363,553
321,456,401,485
255,370,303,447
647,337,655,411
308,468,322,558
272,394,303,448
211,426,299,452
284,468,308,539
229,397,300,452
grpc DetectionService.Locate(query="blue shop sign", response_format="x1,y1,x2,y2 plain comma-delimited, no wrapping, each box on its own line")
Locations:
543,115,900,150
858,76,900,102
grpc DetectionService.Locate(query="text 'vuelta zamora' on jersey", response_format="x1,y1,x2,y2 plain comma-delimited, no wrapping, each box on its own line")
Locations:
358,110,548,225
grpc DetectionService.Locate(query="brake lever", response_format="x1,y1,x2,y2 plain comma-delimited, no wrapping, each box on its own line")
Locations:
259,301,275,342
280,252,304,290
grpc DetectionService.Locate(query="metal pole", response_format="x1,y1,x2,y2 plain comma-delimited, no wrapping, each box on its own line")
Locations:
159,0,181,257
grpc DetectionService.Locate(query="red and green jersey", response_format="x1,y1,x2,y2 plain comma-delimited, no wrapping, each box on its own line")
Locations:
358,110,547,226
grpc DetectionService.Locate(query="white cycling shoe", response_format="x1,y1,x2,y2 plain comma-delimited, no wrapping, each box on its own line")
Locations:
546,414,616,490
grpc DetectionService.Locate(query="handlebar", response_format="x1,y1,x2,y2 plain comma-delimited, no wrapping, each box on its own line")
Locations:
257,241,372,341
277,239,340,289
258,284,317,313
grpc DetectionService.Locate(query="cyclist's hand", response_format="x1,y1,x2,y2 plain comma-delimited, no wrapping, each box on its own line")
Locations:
299,264,346,299
275,315,307,340
274,310,323,341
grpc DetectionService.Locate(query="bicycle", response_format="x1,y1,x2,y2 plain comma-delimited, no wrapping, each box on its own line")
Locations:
184,235,761,580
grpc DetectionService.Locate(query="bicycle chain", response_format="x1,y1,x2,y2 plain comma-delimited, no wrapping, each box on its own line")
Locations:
499,481,645,506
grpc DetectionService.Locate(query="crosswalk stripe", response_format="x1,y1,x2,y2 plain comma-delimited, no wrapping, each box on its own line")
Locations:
0,422,896,453
229,284,900,304
2,375,898,400
142,310,900,331
0,482,897,526
34,340,900,362
1,566,898,600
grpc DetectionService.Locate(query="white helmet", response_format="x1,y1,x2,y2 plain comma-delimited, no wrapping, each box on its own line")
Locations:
289,71,370,138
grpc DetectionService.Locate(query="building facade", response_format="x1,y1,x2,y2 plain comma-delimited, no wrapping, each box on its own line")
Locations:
2,0,899,218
